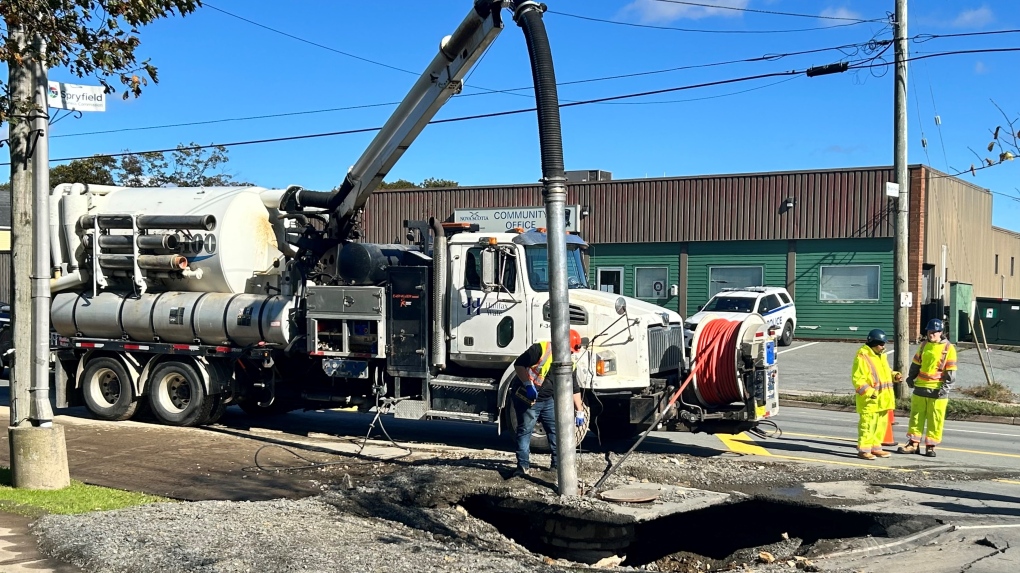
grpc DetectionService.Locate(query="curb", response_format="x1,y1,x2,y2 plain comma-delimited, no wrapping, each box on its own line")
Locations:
779,399,1019,426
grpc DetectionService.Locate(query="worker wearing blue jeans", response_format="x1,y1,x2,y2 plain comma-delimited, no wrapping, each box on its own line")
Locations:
512,330,586,477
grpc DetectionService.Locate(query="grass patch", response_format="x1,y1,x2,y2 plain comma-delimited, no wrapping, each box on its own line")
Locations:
0,467,170,517
961,382,1018,404
781,393,1020,420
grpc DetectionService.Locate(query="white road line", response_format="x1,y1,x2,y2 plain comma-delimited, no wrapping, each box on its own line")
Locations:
945,427,1020,437
778,341,820,354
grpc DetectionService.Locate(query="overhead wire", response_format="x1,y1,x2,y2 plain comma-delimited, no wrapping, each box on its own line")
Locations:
649,0,886,22
547,9,875,34
25,46,1020,166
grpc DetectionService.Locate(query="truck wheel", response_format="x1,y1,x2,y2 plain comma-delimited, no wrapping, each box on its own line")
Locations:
147,361,215,427
779,321,794,347
203,395,229,425
81,357,139,421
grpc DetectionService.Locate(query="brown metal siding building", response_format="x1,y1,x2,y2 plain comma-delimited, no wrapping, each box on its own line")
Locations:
362,165,1014,341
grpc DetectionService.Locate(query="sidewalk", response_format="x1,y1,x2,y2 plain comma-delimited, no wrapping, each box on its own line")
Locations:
0,511,80,572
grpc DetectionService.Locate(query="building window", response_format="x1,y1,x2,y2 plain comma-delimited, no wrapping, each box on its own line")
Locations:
819,265,880,301
995,254,999,275
708,266,764,297
597,267,623,294
635,267,669,298
1012,257,1015,277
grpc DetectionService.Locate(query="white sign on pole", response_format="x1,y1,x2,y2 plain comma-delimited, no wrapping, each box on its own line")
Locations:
900,291,913,308
47,81,106,112
885,182,900,197
453,205,580,233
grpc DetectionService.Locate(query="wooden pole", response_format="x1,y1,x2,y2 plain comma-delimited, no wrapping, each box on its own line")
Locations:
967,314,993,385
976,318,996,385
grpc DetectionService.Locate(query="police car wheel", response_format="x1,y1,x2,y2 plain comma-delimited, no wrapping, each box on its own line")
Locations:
779,321,794,346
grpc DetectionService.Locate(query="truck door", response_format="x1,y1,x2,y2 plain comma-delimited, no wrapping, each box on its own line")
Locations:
449,244,529,365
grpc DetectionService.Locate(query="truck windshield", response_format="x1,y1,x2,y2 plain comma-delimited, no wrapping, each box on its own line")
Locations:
524,245,589,291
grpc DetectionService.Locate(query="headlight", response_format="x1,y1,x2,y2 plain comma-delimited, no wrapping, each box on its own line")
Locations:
684,321,697,331
595,351,617,376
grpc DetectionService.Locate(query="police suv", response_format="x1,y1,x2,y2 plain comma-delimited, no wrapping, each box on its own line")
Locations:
684,287,797,347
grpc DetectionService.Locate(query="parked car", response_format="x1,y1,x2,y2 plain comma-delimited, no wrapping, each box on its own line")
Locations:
684,287,797,346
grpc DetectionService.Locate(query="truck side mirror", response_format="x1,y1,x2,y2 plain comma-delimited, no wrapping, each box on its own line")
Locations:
481,249,497,290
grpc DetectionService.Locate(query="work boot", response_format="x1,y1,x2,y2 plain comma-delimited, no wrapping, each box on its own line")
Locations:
871,449,891,458
925,447,937,458
857,452,876,460
512,466,530,478
897,441,920,454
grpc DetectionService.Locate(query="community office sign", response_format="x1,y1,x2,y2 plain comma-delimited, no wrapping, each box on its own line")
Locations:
453,205,580,233
47,81,106,112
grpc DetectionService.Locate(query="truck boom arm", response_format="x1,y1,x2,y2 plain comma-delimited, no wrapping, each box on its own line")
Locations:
283,1,508,240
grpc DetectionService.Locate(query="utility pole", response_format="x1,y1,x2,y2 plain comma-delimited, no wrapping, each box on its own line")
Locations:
893,0,910,398
7,21,70,490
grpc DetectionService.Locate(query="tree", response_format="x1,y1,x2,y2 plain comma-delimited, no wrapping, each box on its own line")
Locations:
964,102,1017,177
0,1,201,123
378,177,459,190
114,143,249,187
49,155,116,187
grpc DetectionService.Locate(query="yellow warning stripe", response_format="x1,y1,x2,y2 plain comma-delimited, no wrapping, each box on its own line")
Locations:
716,433,772,456
784,431,1020,460
995,479,1020,485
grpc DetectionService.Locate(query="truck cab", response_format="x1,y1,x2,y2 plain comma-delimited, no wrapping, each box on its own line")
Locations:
446,228,686,393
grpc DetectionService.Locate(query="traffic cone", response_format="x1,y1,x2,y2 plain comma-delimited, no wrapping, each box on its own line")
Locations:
881,410,898,447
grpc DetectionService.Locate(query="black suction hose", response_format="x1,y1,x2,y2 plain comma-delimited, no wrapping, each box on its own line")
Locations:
513,1,565,181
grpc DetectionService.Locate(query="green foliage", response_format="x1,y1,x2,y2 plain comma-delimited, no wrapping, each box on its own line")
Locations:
115,143,249,187
378,177,458,190
50,155,117,187
0,0,201,124
0,468,170,516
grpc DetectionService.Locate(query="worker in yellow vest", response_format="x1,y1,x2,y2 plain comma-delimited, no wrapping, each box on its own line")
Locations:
898,318,958,457
512,330,586,477
851,329,901,460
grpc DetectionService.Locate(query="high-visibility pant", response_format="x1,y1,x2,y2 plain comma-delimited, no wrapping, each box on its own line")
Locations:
857,409,889,453
906,395,948,446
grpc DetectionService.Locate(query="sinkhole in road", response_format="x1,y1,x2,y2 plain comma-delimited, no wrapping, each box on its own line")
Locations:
460,495,940,566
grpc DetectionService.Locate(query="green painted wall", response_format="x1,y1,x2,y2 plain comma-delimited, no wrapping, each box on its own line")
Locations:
686,241,788,317
794,238,894,340
586,238,894,340
587,243,680,311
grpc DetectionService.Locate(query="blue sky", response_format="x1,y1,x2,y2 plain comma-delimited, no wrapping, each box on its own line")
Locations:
42,1,1020,228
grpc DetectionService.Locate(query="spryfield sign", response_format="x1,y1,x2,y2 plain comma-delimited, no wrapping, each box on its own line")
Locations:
453,205,580,233
47,81,106,112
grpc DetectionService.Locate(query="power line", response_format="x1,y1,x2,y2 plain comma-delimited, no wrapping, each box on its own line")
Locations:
27,46,1020,166
547,9,873,34
54,37,890,138
650,0,885,22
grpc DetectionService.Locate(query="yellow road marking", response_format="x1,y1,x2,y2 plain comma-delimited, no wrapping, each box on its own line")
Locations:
995,479,1020,485
784,431,1020,459
716,433,772,456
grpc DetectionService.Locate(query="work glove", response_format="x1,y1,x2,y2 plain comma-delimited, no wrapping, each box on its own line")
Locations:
906,377,915,389
937,385,950,399
575,411,586,427
524,383,539,401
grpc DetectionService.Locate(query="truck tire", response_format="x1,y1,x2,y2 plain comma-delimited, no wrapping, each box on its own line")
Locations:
502,396,591,454
147,361,216,427
779,320,794,347
0,325,12,372
81,357,139,421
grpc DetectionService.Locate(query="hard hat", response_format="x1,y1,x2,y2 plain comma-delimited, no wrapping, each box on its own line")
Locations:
866,329,887,346
925,318,944,333
569,329,583,352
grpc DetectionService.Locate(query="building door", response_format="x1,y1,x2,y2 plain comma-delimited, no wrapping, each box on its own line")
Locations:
597,267,623,294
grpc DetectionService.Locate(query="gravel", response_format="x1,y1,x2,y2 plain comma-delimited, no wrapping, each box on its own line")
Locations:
30,450,1019,573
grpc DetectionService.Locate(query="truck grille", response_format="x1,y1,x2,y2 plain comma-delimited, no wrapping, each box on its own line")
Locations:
648,324,684,374
542,302,589,325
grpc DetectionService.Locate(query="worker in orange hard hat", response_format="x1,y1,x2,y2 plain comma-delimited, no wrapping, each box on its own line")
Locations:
511,329,586,478
851,329,901,460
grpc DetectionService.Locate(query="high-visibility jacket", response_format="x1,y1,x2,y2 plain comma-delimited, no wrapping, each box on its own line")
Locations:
911,341,957,390
851,345,897,413
524,341,576,386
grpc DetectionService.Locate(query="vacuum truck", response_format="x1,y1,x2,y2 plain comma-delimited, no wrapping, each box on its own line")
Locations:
47,1,779,448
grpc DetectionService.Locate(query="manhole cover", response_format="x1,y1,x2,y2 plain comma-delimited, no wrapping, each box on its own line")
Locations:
599,487,660,503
